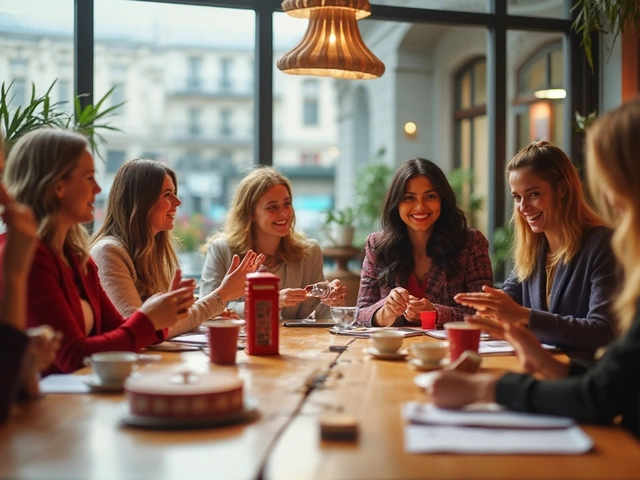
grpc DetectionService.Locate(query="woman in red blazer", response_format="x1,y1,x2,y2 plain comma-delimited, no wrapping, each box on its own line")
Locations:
1,129,195,374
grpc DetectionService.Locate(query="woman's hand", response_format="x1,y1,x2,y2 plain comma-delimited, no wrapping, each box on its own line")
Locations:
466,315,569,379
428,370,498,409
169,268,197,292
20,326,63,398
216,250,265,303
404,296,435,323
454,285,530,325
320,279,347,306
279,288,308,309
374,287,410,326
140,286,196,330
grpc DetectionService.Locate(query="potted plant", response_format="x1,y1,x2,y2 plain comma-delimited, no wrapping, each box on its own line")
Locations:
1,80,123,157
173,213,213,276
323,206,357,248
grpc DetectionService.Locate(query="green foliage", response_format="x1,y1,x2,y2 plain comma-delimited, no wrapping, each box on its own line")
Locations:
0,80,123,158
447,168,485,227
574,110,598,133
572,0,640,71
491,223,514,273
173,213,213,252
354,154,393,230
324,206,356,226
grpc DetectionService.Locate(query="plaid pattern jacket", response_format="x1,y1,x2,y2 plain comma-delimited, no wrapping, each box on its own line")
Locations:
356,229,493,327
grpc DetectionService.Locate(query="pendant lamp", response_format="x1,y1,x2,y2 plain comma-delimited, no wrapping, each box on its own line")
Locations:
277,0,385,80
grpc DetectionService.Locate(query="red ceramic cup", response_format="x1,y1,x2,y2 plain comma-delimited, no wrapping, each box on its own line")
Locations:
204,319,245,365
419,311,437,330
444,321,481,362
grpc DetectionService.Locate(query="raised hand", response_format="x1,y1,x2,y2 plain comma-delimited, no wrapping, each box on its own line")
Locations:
454,285,530,325
140,286,196,330
216,250,265,303
320,279,347,306
279,288,308,308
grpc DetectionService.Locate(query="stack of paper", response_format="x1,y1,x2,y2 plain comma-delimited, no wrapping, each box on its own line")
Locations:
402,402,593,454
329,327,425,338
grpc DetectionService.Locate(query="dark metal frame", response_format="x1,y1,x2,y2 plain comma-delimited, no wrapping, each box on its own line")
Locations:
73,0,598,257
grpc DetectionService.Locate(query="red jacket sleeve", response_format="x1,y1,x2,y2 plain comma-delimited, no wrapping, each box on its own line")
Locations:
25,242,163,374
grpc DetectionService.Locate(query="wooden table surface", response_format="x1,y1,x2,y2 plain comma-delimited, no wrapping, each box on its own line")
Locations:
2,327,640,480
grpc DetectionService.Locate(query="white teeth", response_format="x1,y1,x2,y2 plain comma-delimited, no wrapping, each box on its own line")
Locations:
527,212,542,221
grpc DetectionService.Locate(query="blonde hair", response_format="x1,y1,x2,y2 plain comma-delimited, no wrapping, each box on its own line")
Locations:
4,129,91,266
586,97,640,334
507,141,604,281
205,166,309,263
91,159,180,298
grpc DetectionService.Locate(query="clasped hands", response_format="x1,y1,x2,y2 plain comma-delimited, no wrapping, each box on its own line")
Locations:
381,287,435,324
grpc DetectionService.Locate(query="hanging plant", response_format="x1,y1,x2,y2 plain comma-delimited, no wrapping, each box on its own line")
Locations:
572,0,640,71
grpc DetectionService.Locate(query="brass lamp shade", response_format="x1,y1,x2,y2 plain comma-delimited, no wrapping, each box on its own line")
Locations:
280,0,371,20
277,0,385,80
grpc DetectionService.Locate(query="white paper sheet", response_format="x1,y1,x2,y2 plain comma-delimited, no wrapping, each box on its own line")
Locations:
404,402,574,429
402,402,593,454
39,374,91,394
478,340,556,355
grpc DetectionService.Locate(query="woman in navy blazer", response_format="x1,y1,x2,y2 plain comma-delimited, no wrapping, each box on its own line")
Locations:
455,141,615,351
429,97,640,439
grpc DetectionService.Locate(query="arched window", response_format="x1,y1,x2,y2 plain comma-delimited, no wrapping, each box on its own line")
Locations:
454,57,487,233
514,42,564,150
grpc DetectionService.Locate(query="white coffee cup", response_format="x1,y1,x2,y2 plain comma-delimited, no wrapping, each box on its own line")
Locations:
370,330,405,354
83,351,138,385
409,341,449,364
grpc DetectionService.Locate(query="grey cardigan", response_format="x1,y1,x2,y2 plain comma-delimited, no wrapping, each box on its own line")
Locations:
502,226,616,351
200,237,327,319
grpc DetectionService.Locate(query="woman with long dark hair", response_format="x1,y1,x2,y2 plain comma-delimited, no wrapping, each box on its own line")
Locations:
357,157,492,327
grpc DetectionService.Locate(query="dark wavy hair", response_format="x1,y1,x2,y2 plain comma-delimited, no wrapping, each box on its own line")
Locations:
375,158,467,287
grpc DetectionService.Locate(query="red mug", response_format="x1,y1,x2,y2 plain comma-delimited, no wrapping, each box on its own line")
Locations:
444,321,481,362
204,319,245,365
419,311,437,330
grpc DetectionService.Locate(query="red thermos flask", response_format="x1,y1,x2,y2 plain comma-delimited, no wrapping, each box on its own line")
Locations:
244,267,280,355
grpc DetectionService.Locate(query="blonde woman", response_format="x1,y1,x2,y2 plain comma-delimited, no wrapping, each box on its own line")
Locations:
454,142,615,351
90,159,262,337
429,97,640,438
201,166,345,320
2,129,194,374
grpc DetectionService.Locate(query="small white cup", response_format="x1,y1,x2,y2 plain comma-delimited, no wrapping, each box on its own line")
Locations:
83,351,138,385
409,341,449,365
370,330,405,354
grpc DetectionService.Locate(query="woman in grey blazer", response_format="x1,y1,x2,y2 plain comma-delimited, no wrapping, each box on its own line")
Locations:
201,167,346,320
455,141,616,352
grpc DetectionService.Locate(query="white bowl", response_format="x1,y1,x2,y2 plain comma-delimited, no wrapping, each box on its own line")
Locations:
409,341,449,364
370,330,405,354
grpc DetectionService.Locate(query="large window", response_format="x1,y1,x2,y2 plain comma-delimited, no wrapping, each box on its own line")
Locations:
512,41,565,152
454,58,488,234
1,0,591,279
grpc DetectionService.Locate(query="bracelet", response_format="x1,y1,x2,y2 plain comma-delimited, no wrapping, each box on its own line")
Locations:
211,290,225,310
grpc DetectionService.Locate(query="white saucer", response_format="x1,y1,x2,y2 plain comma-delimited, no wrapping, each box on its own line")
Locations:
364,347,408,360
137,354,162,365
408,358,447,372
118,397,259,430
82,376,126,393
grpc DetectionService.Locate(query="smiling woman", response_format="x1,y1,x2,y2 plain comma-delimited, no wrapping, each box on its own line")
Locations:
90,159,262,338
454,141,616,352
200,166,347,320
357,157,493,328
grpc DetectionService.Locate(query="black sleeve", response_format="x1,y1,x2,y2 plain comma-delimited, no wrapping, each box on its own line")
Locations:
0,325,29,424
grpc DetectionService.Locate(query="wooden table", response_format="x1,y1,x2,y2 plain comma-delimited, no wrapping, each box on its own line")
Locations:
2,328,640,480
